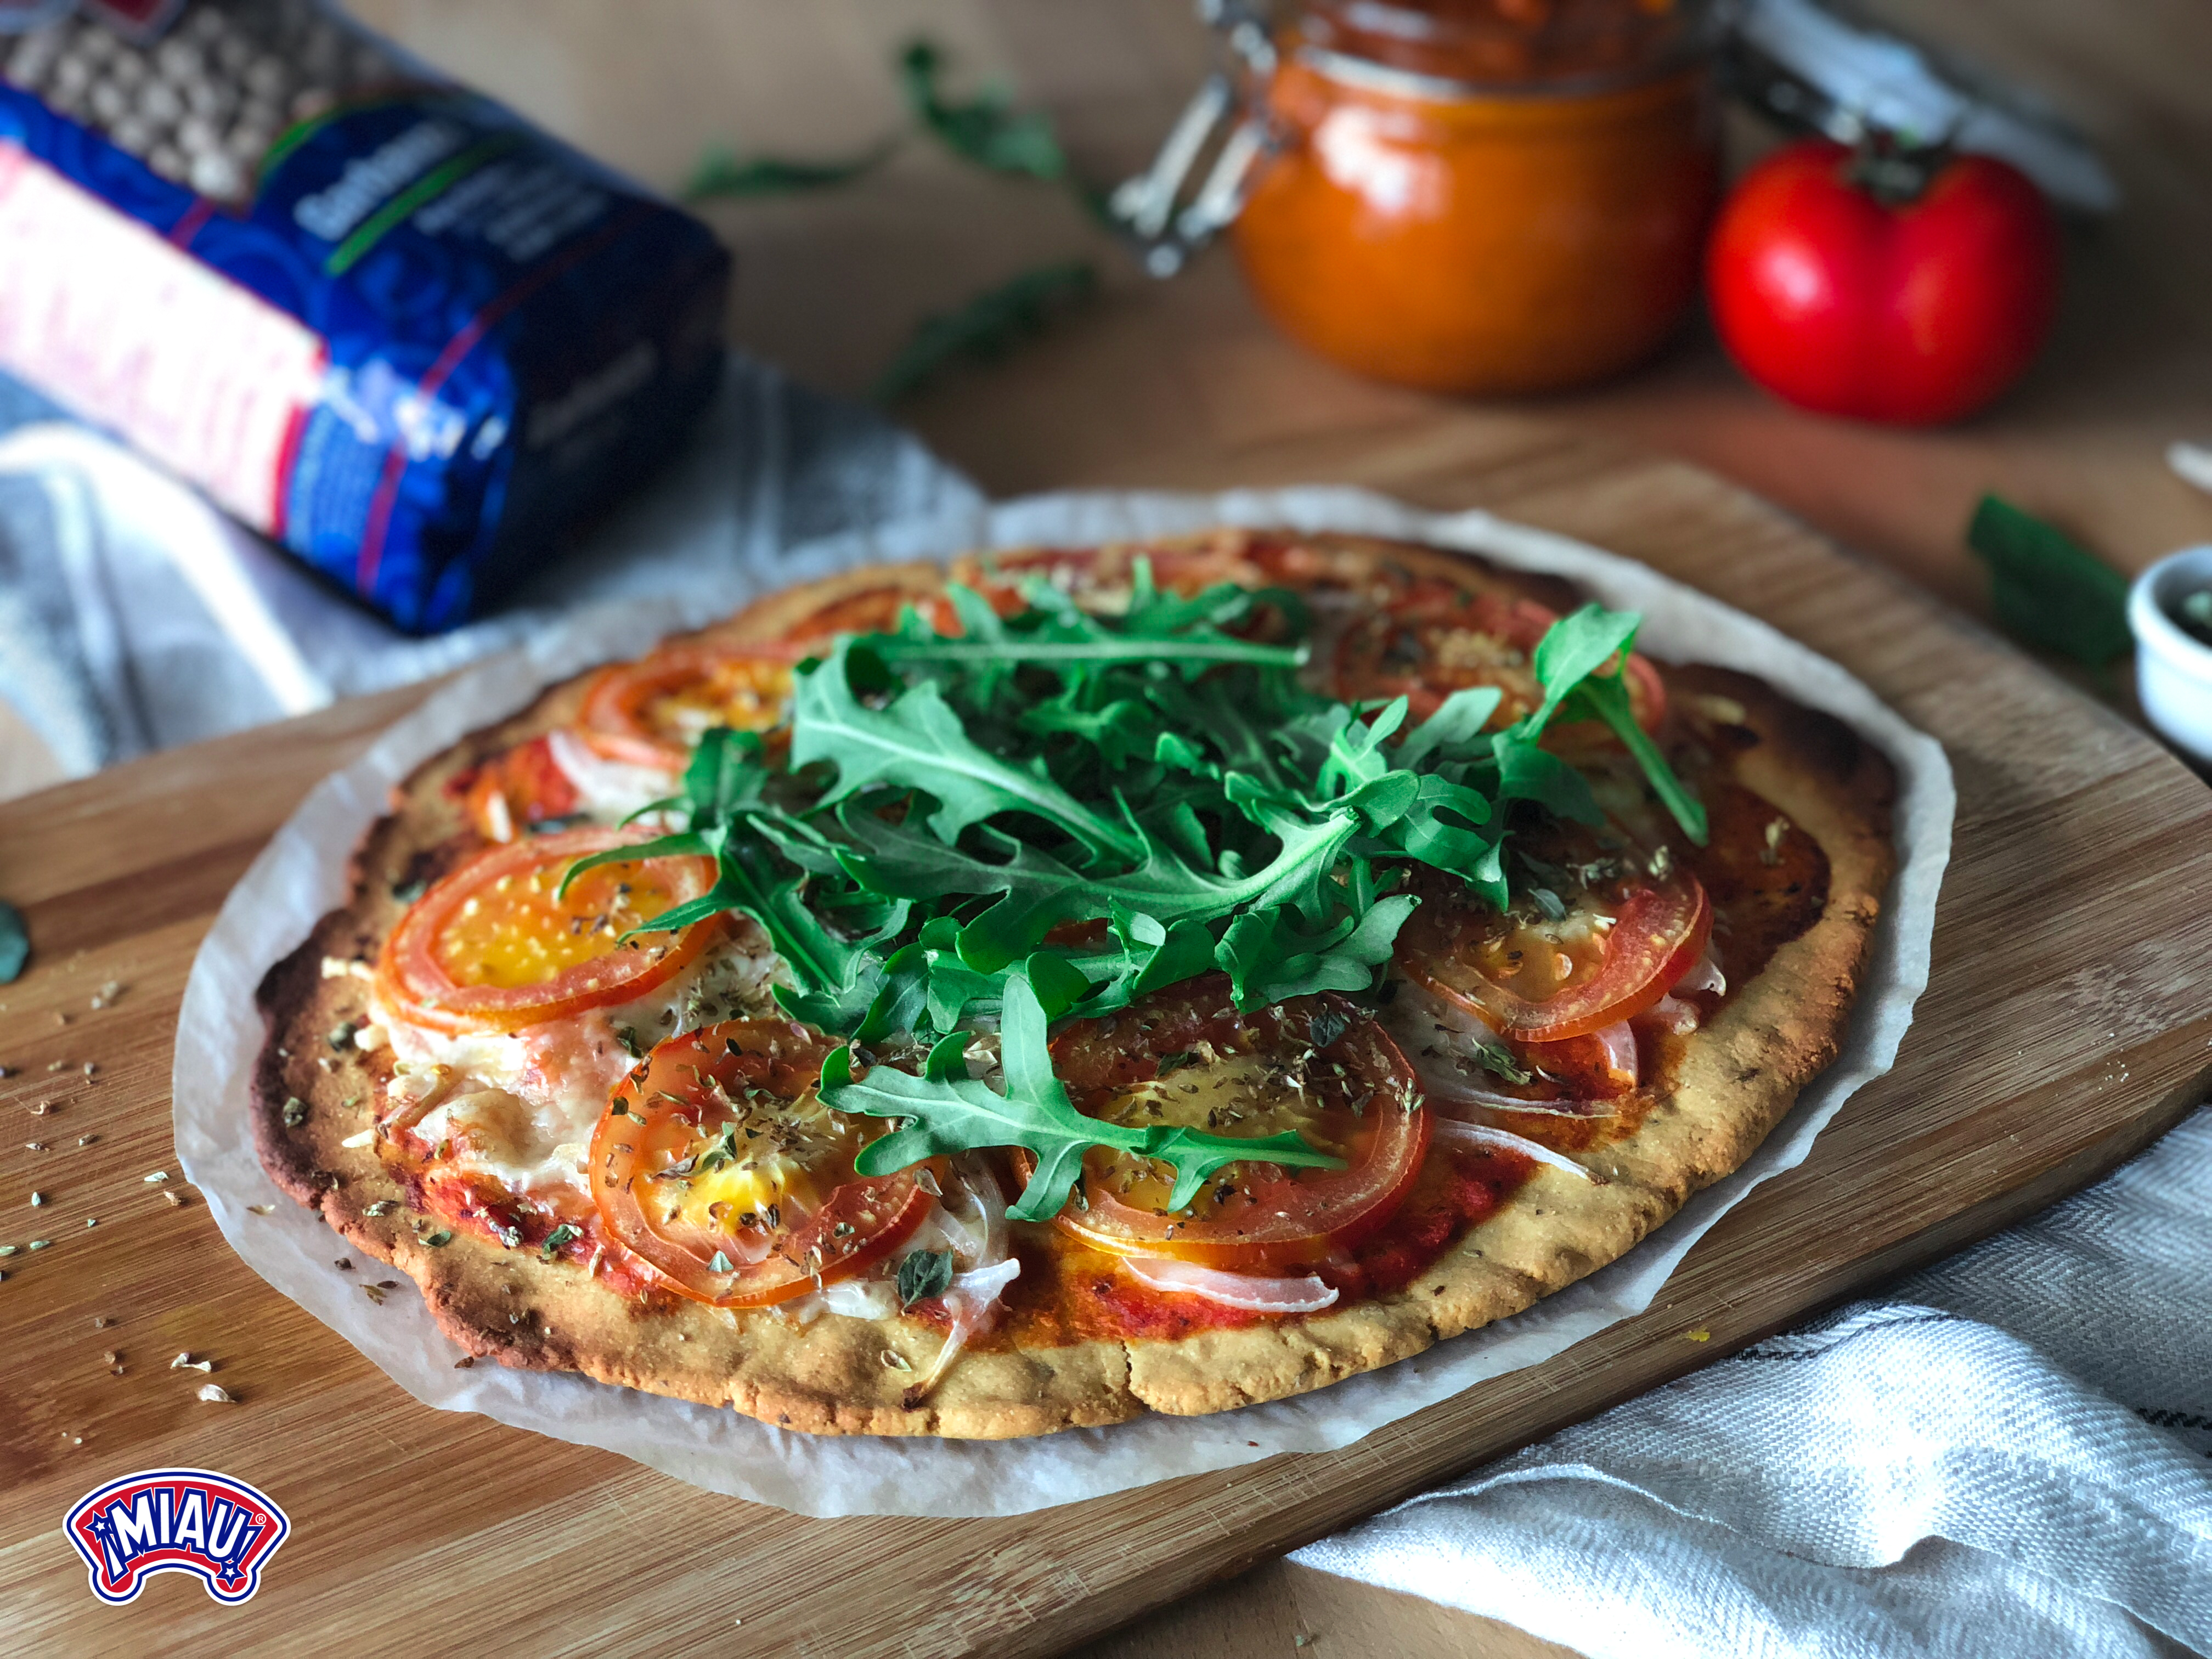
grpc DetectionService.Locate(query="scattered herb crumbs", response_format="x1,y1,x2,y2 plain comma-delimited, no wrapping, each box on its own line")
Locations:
281,1096,307,1129
422,1229,454,1248
364,1199,396,1217
540,1223,581,1262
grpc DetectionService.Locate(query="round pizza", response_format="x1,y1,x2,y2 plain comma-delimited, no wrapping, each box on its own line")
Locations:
252,530,1895,1437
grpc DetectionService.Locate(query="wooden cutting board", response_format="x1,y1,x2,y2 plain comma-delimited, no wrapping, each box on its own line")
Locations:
4,429,2209,1659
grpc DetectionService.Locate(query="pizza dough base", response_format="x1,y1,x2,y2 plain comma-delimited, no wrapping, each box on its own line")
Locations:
252,535,1895,1438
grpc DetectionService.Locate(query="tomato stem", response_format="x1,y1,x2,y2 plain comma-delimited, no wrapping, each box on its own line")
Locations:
1842,129,1949,207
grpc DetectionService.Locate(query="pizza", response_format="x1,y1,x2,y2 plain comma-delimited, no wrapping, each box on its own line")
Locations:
251,529,1895,1438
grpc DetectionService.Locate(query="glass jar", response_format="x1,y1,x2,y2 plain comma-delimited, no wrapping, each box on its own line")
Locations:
1132,0,1725,395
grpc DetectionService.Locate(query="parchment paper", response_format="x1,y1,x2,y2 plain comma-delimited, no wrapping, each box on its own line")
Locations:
173,487,1954,1517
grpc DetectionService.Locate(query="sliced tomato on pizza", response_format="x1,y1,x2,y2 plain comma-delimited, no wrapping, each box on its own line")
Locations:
1043,984,1428,1270
591,1021,934,1309
374,827,721,1035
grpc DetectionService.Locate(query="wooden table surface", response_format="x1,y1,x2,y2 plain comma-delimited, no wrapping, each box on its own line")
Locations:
3,3,2210,1655
9,421,2211,1659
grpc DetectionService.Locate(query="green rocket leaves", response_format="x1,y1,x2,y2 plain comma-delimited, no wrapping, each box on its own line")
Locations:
567,563,1704,1216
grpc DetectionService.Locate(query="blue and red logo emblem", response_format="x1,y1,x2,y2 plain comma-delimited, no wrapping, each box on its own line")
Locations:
65,1469,289,1605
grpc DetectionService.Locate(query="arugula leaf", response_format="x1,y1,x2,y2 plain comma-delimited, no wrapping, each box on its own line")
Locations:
1510,604,1640,743
1215,894,1417,1010
1966,494,2131,668
873,632,1302,673
792,640,1139,861
1111,909,1217,1001
1397,685,1504,770
557,729,908,1020
0,899,24,984
1490,737,1601,825
1514,604,1707,845
832,814,1091,972
565,573,1706,1086
1564,672,1708,844
833,968,1342,1220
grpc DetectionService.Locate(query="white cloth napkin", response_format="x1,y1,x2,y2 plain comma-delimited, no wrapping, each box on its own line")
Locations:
1294,1104,2212,1657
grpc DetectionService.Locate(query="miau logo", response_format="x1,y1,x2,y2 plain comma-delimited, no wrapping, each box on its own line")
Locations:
65,1468,290,1605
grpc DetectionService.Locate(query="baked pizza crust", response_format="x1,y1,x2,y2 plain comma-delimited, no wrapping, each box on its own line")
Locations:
251,533,1895,1437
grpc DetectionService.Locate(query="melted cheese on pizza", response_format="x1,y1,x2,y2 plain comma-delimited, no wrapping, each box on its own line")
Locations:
375,928,784,1201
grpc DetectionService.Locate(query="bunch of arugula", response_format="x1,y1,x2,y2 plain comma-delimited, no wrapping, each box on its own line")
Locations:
564,565,1705,1221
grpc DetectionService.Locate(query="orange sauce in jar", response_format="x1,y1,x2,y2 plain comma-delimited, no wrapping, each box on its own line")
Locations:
1231,0,1720,394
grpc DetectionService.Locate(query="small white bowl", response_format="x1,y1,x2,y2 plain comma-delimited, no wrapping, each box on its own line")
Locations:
2129,545,2212,766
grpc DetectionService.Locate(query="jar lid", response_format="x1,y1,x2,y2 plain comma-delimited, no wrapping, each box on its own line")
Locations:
1297,0,1720,95
1728,0,2117,212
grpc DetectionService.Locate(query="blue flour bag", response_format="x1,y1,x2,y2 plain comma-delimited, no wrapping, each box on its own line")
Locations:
0,0,729,631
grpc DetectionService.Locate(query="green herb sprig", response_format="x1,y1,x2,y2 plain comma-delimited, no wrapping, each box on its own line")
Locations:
899,40,1068,182
868,262,1097,404
1967,494,2131,669
682,142,895,203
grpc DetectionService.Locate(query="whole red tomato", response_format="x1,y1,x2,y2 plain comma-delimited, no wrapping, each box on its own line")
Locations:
1706,139,2060,425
